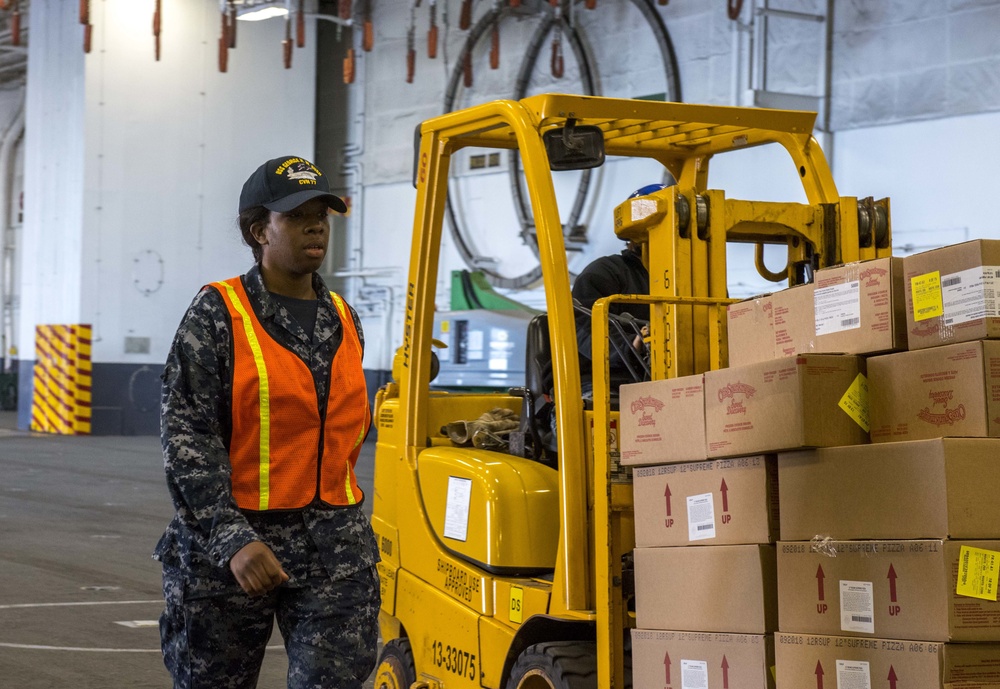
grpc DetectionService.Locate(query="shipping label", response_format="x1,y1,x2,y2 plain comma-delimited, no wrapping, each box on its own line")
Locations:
957,545,1000,601
839,580,875,634
941,266,1000,326
814,280,861,335
680,659,708,689
838,374,870,432
686,492,716,542
911,271,943,322
835,659,872,689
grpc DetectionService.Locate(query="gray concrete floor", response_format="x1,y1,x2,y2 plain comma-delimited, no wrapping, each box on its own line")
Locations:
0,414,379,688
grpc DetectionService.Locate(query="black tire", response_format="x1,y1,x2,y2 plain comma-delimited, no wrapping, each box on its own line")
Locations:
506,641,597,689
374,637,416,689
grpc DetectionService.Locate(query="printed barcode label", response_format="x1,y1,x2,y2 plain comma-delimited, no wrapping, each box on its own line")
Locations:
687,493,716,541
944,318,954,325
943,277,962,287
814,281,861,336
852,615,872,623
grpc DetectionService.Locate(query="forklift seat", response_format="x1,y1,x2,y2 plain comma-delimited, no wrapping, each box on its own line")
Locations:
509,314,558,467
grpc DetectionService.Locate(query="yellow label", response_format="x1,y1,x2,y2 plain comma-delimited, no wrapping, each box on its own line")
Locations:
440,321,450,333
957,545,1000,601
509,586,523,624
911,271,943,322
838,373,870,432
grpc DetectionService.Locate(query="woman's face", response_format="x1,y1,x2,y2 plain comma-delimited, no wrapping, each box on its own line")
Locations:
252,198,331,278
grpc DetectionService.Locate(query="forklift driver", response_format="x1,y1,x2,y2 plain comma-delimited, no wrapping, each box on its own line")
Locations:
572,182,671,400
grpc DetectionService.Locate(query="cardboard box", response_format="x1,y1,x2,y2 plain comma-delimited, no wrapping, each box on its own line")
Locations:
635,544,778,634
727,294,774,367
775,633,1000,689
620,375,706,466
631,630,775,689
778,438,1000,540
703,354,868,458
903,239,1000,350
778,539,1000,642
633,455,779,547
772,283,816,358
813,257,908,355
869,340,1000,443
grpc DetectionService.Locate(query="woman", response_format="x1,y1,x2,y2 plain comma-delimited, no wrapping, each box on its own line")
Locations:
155,155,380,689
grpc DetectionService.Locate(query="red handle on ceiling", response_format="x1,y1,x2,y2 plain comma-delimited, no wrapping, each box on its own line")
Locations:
219,34,229,73
296,1,306,48
343,47,356,84
460,0,472,30
428,23,438,59
463,51,473,87
490,24,499,69
363,19,374,51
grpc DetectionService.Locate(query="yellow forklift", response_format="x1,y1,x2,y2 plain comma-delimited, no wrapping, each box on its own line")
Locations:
371,94,891,689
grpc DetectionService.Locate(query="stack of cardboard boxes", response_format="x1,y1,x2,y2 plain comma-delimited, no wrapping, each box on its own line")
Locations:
621,240,1000,688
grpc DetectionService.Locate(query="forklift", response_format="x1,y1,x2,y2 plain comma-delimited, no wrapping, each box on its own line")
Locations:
371,94,891,689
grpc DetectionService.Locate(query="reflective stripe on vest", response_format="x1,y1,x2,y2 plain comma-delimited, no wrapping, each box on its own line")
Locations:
211,277,370,511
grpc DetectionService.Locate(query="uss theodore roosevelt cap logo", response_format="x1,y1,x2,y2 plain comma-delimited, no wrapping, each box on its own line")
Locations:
239,155,348,214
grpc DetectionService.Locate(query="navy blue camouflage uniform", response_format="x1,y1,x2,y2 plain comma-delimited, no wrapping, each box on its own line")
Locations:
155,263,381,689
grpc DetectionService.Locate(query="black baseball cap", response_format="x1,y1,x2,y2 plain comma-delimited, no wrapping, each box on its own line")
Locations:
239,155,347,214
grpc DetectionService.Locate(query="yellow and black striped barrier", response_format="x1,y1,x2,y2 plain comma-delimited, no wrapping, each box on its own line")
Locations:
30,324,92,435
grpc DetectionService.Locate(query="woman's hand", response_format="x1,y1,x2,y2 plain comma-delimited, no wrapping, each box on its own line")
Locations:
229,541,290,597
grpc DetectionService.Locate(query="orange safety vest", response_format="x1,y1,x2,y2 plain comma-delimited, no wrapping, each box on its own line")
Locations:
211,277,370,511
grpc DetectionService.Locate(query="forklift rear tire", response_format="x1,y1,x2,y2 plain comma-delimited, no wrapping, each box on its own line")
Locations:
374,637,416,689
506,641,597,689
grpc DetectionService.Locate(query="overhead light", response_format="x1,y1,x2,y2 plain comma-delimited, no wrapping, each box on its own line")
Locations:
237,3,289,22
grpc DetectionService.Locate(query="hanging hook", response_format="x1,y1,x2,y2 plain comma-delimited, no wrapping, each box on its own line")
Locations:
362,0,374,51
152,0,162,60
550,2,563,78
463,50,473,87
228,0,237,48
460,0,472,30
489,1,501,69
428,0,439,58
344,47,356,84
295,0,305,48
283,1,293,68
406,2,417,82
218,2,229,72
80,0,91,52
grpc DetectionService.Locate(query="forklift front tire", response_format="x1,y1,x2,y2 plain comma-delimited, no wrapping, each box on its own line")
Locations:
374,637,416,689
505,641,597,689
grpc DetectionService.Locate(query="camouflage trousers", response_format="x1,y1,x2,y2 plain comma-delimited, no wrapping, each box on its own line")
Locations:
159,564,380,689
